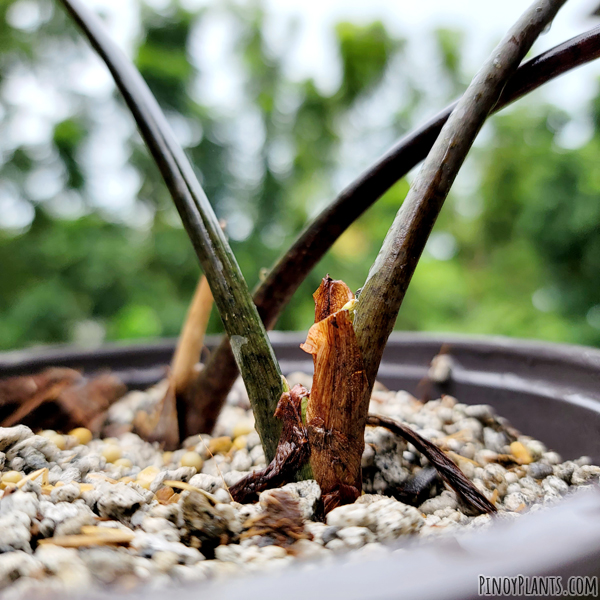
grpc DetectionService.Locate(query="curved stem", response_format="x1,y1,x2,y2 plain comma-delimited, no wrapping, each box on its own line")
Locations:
60,0,284,460
191,23,600,434
353,0,568,387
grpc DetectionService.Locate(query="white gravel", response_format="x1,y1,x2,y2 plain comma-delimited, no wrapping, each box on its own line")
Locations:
0,377,598,597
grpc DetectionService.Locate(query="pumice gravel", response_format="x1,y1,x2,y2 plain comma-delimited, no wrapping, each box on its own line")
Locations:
0,373,599,599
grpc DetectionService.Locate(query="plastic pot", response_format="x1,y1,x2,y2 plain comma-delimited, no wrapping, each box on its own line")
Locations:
2,332,600,600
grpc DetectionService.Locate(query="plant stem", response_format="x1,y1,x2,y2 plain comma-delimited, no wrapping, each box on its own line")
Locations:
353,0,569,388
189,24,600,434
60,0,284,460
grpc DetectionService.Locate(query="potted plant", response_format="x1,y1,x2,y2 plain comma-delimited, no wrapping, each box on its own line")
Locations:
2,0,600,597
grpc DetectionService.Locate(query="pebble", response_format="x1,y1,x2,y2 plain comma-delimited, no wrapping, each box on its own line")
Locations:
368,499,424,541
50,482,80,503
230,449,252,472
2,470,22,484
327,503,373,530
180,452,203,471
0,552,42,590
528,462,554,480
189,473,225,494
0,426,33,453
336,526,375,549
510,441,532,464
150,467,195,493
96,482,149,521
543,476,568,495
132,532,205,564
80,548,136,585
483,428,507,453
464,404,494,421
553,461,577,483
305,522,338,545
0,513,31,553
289,538,331,560
249,445,266,466
571,465,600,486
0,491,38,520
208,436,233,455
503,492,528,511
36,545,92,589
525,439,547,461
419,490,458,514
69,428,93,446
279,480,321,520
223,470,249,487
102,444,122,463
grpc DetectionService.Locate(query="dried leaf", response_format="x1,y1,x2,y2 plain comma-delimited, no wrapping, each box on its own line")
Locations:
17,468,48,488
38,529,134,548
163,480,220,504
230,385,310,504
366,414,497,515
0,368,125,434
241,489,311,547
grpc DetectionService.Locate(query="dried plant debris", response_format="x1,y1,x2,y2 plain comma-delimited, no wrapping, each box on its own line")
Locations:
1,383,599,597
389,466,442,507
181,489,231,556
301,276,370,512
37,527,135,548
133,378,179,451
367,414,497,515
229,385,309,504
0,369,126,434
241,489,311,547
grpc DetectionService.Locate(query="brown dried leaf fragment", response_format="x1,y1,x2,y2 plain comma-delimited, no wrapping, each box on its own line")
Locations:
366,414,497,515
230,385,310,504
38,527,134,548
133,378,179,450
300,277,370,512
0,368,125,434
241,489,311,547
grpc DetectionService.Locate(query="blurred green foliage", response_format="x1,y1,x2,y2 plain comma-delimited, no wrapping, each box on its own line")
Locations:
1,0,600,352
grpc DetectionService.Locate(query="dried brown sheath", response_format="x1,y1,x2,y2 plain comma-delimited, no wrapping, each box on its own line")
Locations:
230,385,310,504
367,414,497,515
133,274,213,450
300,277,370,512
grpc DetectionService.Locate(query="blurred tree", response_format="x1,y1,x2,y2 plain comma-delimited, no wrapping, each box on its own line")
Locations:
0,0,599,353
